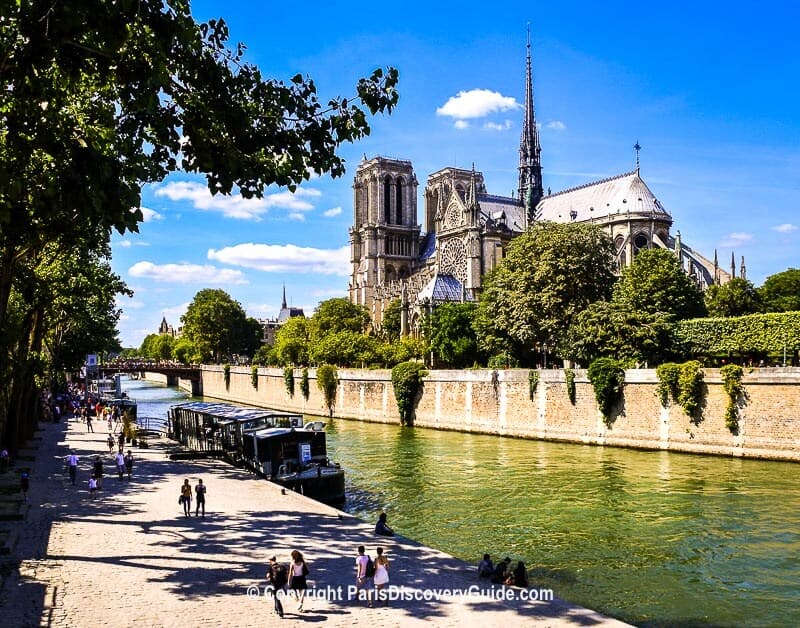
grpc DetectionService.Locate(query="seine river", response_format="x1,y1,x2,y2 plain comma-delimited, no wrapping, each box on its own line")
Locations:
129,377,798,626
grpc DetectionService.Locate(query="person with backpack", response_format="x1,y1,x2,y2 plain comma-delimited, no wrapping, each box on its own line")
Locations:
355,545,374,606
266,556,288,618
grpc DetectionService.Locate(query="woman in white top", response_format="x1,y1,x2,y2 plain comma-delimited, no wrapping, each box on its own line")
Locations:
373,547,389,605
288,550,309,611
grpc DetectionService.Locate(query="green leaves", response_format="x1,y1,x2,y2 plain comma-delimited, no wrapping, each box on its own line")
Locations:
181,289,260,362
587,358,626,423
391,361,427,426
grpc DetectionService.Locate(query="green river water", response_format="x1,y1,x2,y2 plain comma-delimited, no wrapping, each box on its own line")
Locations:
132,378,799,626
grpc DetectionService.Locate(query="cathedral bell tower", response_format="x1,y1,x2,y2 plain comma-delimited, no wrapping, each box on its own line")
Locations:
518,28,543,225
349,156,420,309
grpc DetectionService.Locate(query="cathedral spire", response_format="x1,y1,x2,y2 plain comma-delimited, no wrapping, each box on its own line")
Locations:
730,252,736,279
281,283,287,310
740,255,747,281
518,25,543,219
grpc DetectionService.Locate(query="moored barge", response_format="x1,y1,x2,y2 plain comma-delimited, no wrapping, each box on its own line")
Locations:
168,401,345,504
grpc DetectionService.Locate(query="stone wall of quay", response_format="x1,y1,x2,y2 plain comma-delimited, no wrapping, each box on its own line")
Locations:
193,366,800,461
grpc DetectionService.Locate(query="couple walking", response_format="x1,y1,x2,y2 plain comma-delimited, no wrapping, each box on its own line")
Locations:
266,550,310,617
356,545,390,606
179,478,207,516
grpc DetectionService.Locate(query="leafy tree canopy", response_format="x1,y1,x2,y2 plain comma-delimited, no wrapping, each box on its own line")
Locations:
309,298,370,340
273,316,309,366
429,302,483,368
380,299,402,341
475,221,616,362
181,289,260,362
613,248,706,320
758,268,800,313
705,278,762,317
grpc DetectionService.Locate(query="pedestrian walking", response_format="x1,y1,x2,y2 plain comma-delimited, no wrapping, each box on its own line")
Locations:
194,478,206,517
88,475,98,498
180,478,192,516
355,545,374,605
65,451,79,486
86,413,94,433
288,550,309,612
374,547,390,606
115,451,125,480
93,456,104,490
124,450,133,480
266,556,288,618
117,431,124,451
20,470,30,502
107,434,114,453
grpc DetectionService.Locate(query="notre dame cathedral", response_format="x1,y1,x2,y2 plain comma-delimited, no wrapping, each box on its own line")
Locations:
349,37,740,335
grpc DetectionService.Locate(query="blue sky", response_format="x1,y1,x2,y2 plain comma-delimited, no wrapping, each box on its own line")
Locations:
112,0,800,347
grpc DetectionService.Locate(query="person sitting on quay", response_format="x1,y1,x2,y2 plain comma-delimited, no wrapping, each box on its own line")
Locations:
478,553,494,579
375,512,394,536
505,560,528,588
490,557,511,584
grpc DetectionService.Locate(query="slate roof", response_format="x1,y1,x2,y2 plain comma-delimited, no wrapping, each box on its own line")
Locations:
478,193,526,232
536,171,671,223
419,231,436,261
416,273,474,303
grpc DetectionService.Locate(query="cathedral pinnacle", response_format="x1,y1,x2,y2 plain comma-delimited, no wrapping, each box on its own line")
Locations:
518,26,543,217
281,283,287,310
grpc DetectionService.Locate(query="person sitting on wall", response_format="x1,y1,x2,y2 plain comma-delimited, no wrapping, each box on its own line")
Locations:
375,512,395,536
478,553,494,579
512,560,529,588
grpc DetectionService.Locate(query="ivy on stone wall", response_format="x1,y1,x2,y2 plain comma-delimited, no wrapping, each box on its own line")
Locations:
316,364,338,417
564,368,576,404
720,364,745,433
251,365,259,389
675,311,800,358
655,363,681,407
528,370,540,401
283,366,295,397
587,358,625,423
223,363,230,390
677,360,704,420
300,367,310,401
391,361,428,426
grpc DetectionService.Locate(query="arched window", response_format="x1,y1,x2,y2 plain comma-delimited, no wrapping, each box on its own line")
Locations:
384,176,392,224
633,232,649,255
396,178,404,225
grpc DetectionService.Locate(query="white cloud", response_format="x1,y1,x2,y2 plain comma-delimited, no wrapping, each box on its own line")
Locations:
324,206,343,217
310,287,347,298
246,303,279,318
154,181,321,221
128,261,248,284
115,296,144,309
484,120,513,131
287,212,306,222
546,120,567,130
162,302,190,320
719,232,753,247
207,243,350,276
118,240,132,248
772,223,798,233
454,120,470,130
140,206,163,222
436,89,521,120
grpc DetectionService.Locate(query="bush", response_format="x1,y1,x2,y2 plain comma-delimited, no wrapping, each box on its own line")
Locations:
391,361,428,426
487,353,519,369
528,370,539,401
223,363,230,390
677,360,704,419
300,367,310,400
587,358,625,423
251,365,259,389
564,368,576,404
655,362,681,407
316,364,338,416
720,364,744,433
283,366,295,397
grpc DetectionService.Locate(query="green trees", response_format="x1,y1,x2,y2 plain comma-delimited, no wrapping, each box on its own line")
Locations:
429,303,482,368
705,278,761,317
273,317,310,366
476,221,616,364
758,269,800,313
181,289,261,362
613,249,706,320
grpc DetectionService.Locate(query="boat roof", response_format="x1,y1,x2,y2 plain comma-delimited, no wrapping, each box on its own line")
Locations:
172,401,302,423
245,427,298,438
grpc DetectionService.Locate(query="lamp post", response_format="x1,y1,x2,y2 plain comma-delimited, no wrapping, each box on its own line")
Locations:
783,333,787,368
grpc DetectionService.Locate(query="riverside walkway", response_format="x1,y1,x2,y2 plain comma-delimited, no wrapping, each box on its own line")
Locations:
0,419,628,627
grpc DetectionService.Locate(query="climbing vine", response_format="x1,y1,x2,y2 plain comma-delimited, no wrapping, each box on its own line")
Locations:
720,364,745,433
391,361,428,426
223,363,230,390
677,360,704,420
251,365,259,389
316,364,338,416
283,366,295,397
564,368,576,404
528,370,540,401
300,367,310,401
655,363,681,407
587,358,625,423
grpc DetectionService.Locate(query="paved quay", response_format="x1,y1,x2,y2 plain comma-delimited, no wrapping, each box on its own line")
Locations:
0,419,629,627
